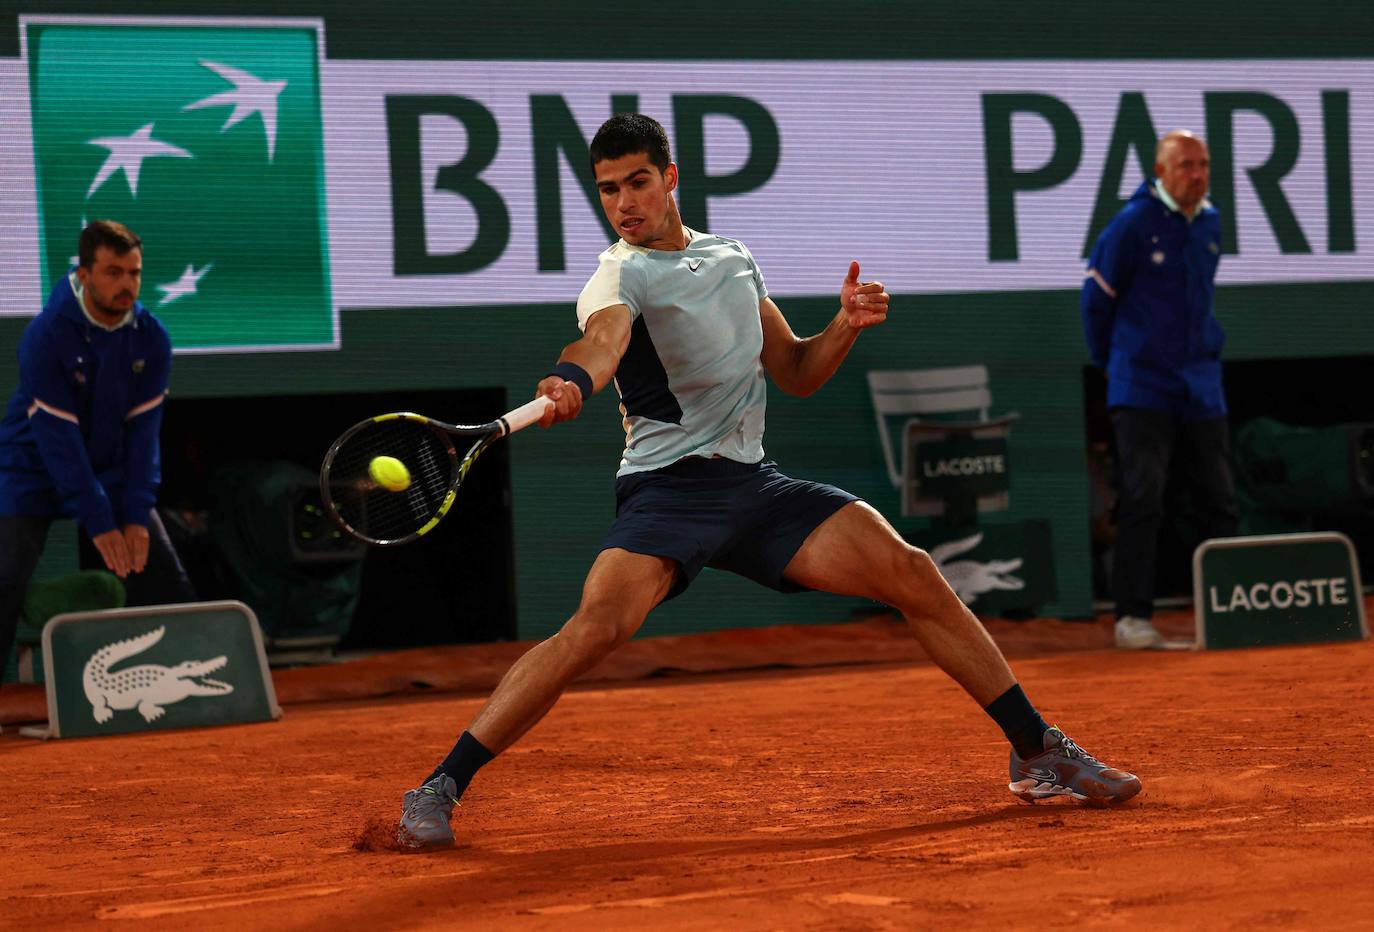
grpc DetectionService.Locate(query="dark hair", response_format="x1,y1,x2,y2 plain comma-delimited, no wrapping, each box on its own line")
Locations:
588,114,671,174
78,220,142,269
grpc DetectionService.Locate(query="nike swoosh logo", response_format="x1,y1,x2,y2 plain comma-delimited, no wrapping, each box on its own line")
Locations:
688,257,703,271
1025,767,1058,782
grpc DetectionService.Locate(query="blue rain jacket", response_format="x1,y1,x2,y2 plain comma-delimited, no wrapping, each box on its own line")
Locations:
0,272,172,534
1082,180,1227,419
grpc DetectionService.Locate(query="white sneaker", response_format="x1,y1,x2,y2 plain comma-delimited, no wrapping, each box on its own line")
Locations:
1115,616,1164,649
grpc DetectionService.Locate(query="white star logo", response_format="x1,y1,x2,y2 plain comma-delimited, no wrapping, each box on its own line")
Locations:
85,124,192,199
156,263,213,306
69,215,88,268
182,61,287,162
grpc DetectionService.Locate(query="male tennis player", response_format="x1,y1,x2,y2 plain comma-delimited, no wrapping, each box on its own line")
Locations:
399,114,1141,847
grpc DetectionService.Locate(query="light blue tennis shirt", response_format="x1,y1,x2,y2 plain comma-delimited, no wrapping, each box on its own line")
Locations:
576,227,769,476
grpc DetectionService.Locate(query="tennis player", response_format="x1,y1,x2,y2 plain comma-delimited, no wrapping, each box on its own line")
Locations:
399,114,1141,847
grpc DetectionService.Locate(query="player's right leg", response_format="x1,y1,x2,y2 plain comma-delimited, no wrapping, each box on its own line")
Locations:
397,547,677,848
467,548,676,752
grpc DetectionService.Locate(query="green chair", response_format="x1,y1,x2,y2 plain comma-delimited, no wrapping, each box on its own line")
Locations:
13,571,126,683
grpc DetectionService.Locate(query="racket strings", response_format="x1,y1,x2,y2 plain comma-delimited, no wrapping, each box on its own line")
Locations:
325,419,458,543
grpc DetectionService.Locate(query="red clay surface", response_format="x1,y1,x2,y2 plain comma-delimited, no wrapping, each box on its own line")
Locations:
2,606,1372,930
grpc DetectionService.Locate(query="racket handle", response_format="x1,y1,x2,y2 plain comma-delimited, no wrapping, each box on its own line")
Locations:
501,396,556,435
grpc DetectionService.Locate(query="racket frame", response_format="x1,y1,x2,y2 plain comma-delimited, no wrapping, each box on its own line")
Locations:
319,396,551,547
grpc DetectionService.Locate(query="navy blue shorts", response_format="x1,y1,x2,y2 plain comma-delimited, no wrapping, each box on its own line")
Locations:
601,458,859,601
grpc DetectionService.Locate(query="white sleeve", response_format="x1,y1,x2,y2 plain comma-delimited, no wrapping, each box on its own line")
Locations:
739,242,768,300
575,250,639,332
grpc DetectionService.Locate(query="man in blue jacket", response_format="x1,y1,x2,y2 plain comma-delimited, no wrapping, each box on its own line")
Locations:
0,220,194,680
1082,130,1239,648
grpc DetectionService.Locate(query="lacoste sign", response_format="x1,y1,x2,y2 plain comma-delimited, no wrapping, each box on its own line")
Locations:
915,437,1010,498
1207,577,1351,614
42,601,280,738
1193,533,1368,650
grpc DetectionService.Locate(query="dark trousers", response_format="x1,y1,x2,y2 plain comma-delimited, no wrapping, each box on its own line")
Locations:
0,510,195,678
1111,408,1239,620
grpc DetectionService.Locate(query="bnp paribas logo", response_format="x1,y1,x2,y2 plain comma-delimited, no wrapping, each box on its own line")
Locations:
22,17,335,353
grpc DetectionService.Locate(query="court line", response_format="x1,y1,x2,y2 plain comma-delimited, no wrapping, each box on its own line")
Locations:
17,870,302,900
524,885,770,915
98,884,349,920
96,868,483,919
523,868,926,917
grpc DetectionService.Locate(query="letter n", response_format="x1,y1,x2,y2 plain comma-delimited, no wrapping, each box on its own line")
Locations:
531,94,639,272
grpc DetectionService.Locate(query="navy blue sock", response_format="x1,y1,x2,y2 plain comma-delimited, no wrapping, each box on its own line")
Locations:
426,731,495,799
984,684,1050,759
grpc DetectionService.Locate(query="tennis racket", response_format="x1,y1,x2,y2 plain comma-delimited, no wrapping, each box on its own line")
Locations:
319,396,553,546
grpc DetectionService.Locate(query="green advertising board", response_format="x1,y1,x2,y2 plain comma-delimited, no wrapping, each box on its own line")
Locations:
41,600,282,738
1193,533,1368,650
25,18,333,351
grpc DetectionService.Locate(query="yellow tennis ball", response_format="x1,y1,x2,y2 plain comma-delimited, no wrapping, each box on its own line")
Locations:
368,455,411,492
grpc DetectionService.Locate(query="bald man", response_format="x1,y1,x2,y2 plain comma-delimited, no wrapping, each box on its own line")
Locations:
1082,131,1239,649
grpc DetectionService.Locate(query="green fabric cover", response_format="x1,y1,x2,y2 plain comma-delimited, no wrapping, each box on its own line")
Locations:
209,461,361,642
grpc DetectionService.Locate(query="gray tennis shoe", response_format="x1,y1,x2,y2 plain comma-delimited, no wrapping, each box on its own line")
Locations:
398,773,459,848
1008,727,1142,806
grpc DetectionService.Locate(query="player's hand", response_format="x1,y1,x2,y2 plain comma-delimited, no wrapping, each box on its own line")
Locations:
91,528,132,578
535,376,584,427
122,523,150,574
840,260,889,329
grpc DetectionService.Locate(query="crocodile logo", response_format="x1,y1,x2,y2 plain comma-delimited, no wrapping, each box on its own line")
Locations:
82,626,233,724
929,532,1025,605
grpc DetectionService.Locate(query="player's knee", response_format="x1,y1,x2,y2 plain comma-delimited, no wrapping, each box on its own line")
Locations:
560,615,625,660
897,546,938,581
867,546,940,606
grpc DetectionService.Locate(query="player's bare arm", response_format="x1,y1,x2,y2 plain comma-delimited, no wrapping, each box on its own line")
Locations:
536,303,633,427
759,261,889,397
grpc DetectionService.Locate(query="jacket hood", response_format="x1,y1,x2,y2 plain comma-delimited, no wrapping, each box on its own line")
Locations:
48,269,149,328
1131,179,1215,216
1130,179,1156,203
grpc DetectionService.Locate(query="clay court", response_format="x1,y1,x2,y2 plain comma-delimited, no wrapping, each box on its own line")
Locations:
2,606,1372,930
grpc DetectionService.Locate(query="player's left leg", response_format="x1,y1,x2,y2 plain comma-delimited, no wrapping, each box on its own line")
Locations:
783,501,1013,703
783,501,1141,805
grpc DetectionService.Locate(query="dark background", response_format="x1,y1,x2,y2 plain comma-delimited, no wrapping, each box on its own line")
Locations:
1084,357,1374,603
159,387,518,647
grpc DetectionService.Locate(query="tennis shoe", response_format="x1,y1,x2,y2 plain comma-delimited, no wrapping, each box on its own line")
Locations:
1008,727,1142,806
1115,615,1164,649
398,773,458,848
